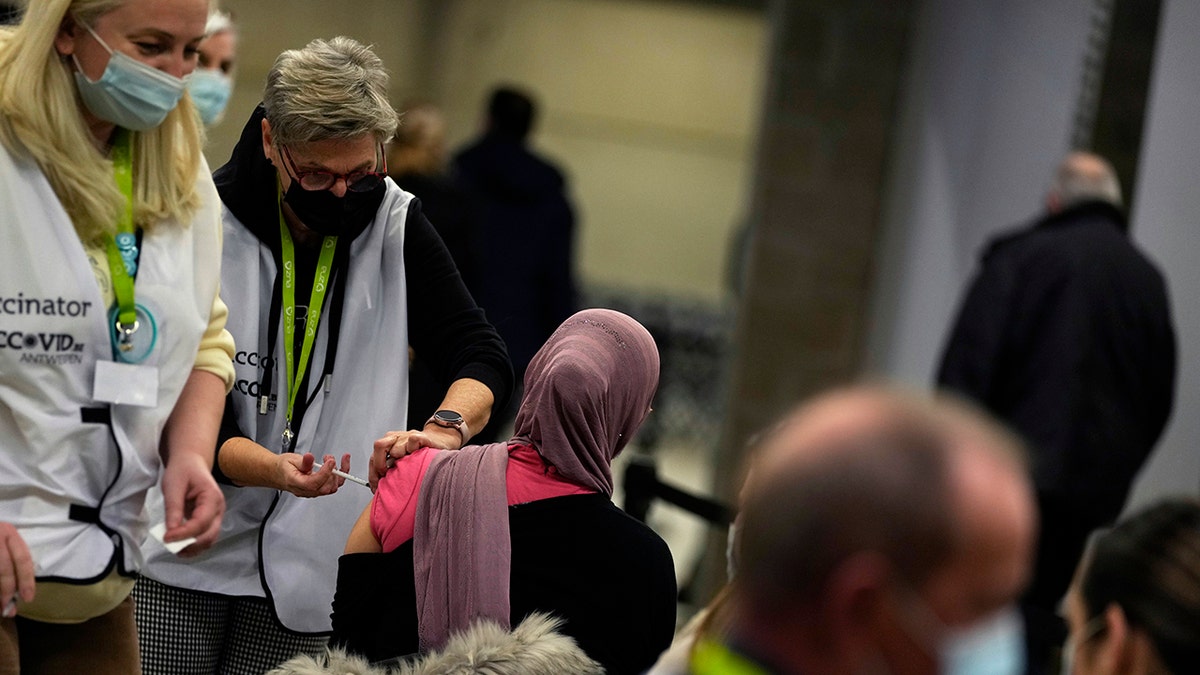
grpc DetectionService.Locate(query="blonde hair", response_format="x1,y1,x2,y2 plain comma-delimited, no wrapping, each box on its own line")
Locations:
262,36,399,147
0,0,206,243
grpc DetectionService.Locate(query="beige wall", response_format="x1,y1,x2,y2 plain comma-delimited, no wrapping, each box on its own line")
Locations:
211,0,766,304
207,0,431,164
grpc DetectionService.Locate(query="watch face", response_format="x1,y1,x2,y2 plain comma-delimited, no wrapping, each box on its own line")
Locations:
434,410,464,425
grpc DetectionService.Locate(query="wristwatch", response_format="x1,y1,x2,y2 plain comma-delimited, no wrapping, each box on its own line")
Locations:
426,409,470,445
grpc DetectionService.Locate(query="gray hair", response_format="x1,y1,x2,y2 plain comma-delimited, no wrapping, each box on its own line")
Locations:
1052,151,1123,208
263,36,399,146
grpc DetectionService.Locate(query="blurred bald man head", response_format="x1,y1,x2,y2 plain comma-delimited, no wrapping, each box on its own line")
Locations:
1046,151,1122,213
727,386,1037,675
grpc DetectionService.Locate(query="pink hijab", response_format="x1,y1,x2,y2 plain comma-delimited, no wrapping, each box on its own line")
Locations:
512,308,661,495
413,309,660,651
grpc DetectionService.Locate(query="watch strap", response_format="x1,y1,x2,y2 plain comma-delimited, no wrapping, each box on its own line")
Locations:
425,411,469,445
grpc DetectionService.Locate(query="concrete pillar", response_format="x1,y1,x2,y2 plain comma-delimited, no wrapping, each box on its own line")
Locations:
695,0,914,602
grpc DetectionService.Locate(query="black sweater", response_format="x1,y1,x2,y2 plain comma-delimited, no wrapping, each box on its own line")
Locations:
331,494,677,675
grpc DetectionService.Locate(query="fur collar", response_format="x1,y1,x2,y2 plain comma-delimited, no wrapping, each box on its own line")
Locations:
268,612,605,675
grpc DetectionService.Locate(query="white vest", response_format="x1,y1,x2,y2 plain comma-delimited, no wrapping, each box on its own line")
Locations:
142,181,411,633
0,143,221,581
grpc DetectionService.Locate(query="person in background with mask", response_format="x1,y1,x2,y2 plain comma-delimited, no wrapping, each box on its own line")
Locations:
188,7,236,127
1060,498,1200,675
133,36,512,675
675,386,1036,675
0,0,233,672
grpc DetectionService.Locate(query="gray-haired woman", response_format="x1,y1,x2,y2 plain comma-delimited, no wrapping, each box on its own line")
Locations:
133,36,512,674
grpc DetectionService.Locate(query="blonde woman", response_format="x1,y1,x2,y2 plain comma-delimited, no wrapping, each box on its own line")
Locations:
0,0,233,672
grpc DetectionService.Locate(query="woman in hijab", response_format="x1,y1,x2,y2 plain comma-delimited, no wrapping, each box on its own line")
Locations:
331,308,677,675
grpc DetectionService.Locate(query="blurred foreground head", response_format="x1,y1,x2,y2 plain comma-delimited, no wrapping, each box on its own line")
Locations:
729,385,1036,675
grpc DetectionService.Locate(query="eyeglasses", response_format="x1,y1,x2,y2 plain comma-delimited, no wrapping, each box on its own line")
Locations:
279,143,387,193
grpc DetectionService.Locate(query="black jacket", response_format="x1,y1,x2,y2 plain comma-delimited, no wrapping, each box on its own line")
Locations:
453,135,577,378
331,494,677,675
937,201,1176,513
212,106,513,461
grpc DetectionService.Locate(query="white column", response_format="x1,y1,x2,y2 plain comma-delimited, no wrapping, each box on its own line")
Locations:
1124,0,1200,508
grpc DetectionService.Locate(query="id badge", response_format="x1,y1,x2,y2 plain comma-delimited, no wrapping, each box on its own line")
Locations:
93,360,159,408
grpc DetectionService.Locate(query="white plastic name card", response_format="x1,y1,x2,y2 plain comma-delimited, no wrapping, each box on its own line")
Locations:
93,361,158,408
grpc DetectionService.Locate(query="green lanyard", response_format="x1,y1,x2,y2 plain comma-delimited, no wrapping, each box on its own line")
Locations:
104,129,138,351
690,638,771,675
278,206,337,450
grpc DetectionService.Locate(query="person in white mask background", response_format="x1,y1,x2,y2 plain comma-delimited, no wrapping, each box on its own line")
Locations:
659,386,1037,675
1060,499,1200,675
189,7,235,127
0,0,233,673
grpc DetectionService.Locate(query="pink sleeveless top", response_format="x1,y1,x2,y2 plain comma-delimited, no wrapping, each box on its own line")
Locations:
371,443,594,553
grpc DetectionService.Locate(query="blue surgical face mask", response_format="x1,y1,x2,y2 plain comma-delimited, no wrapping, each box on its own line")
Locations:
897,592,1025,675
72,21,188,131
187,68,232,126
938,607,1026,675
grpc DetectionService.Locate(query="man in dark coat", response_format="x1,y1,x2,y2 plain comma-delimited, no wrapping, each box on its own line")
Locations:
936,151,1176,674
454,86,578,438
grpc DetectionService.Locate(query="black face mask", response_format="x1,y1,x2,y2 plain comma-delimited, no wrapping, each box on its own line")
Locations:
282,180,386,240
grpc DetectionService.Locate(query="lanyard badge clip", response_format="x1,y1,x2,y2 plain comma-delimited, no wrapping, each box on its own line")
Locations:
282,420,295,453
114,318,139,352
